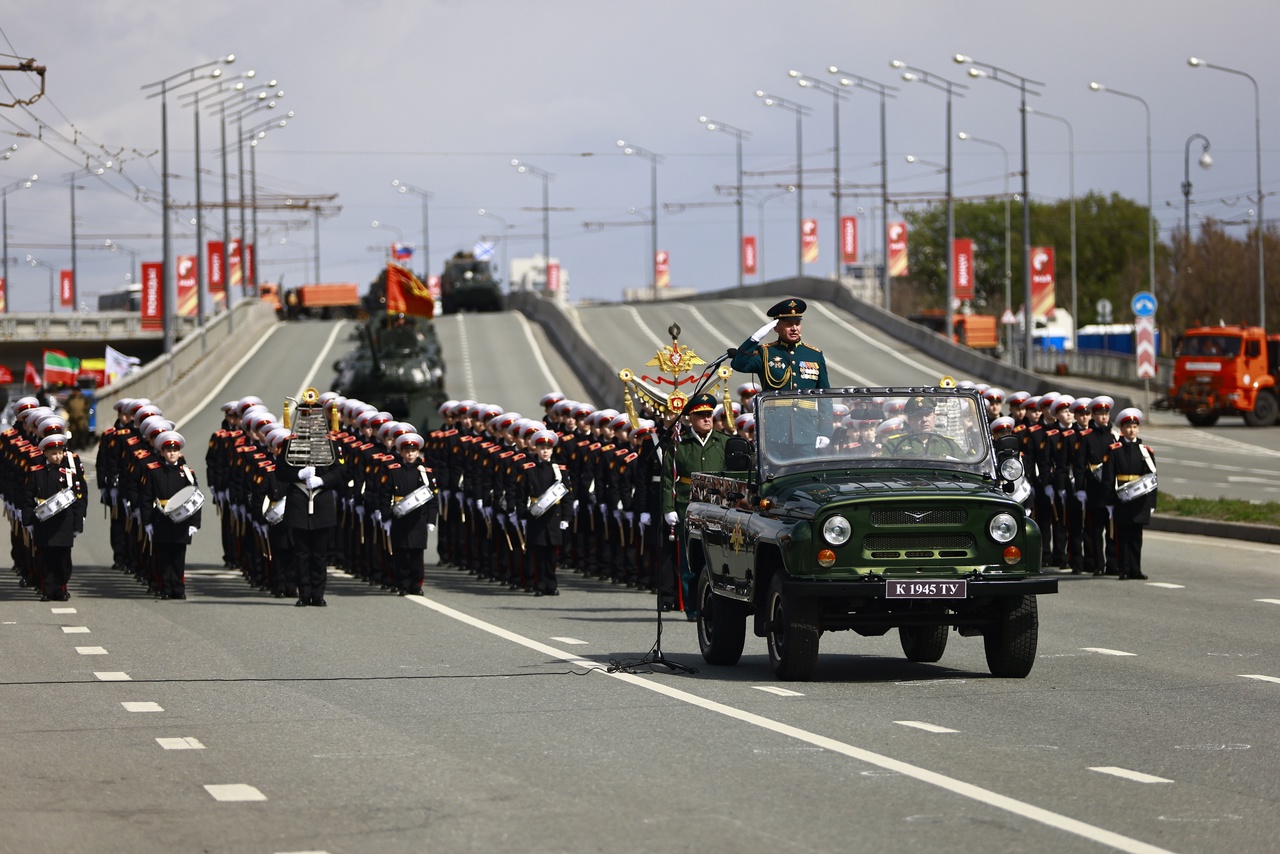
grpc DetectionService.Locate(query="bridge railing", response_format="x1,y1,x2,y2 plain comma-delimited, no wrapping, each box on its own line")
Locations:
0,313,201,340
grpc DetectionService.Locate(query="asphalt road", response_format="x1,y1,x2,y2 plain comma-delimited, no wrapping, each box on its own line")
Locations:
1,309,1278,854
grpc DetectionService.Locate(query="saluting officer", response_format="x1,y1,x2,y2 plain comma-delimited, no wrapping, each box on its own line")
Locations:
731,298,830,392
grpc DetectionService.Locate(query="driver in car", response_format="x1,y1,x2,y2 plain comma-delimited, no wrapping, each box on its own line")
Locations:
880,396,963,459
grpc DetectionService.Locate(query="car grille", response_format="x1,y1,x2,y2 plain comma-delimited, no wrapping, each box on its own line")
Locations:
864,533,975,560
870,508,967,526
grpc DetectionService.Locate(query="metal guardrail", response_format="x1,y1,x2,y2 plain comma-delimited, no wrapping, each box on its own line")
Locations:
0,312,201,340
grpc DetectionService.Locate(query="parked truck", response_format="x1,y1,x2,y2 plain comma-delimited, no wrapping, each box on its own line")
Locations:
910,309,1002,357
280,283,363,320
1166,324,1280,427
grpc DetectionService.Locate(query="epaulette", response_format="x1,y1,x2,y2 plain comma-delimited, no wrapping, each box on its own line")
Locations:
1111,442,1122,450
1028,425,1041,432
442,429,458,437
126,436,140,446
499,451,514,459
29,463,44,472
522,461,536,470
588,442,601,451
147,461,162,470
625,452,637,463
1047,429,1059,436
557,464,568,471
1080,428,1092,435
388,462,401,469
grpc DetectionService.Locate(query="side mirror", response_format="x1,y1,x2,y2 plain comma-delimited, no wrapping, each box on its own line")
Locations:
725,435,753,472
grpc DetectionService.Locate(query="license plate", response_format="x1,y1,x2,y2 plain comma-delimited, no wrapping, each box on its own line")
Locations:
886,580,967,599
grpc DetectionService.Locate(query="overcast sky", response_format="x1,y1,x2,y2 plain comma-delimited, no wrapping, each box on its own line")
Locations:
1,0,1277,313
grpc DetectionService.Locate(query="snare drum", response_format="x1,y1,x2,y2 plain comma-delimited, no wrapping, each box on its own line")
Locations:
263,496,287,526
529,481,569,517
1115,472,1158,503
163,484,206,522
392,484,435,518
34,488,76,522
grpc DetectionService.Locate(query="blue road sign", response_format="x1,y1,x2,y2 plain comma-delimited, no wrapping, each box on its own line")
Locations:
1131,291,1157,318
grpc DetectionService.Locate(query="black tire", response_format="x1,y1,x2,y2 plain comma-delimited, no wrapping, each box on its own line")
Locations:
983,594,1039,678
1243,391,1278,427
765,573,820,681
1186,411,1219,427
899,624,949,663
697,570,747,666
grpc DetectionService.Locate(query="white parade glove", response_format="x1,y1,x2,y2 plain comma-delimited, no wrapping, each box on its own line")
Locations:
372,509,382,523
483,506,493,523
382,520,391,536
306,475,324,489
598,502,607,514
1043,485,1054,498
624,511,634,522
188,525,198,538
750,319,778,342
1075,490,1087,505
427,523,436,533
815,436,831,449
99,488,109,505
144,524,154,538
664,510,678,526
1106,505,1114,519
496,512,507,525
640,511,652,527
520,519,527,534
476,499,485,510
559,520,569,530
356,505,366,520
298,466,315,481
572,499,579,512
23,525,33,538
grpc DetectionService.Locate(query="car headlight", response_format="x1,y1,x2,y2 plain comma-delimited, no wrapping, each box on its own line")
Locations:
988,512,1018,543
998,456,1024,481
822,514,852,546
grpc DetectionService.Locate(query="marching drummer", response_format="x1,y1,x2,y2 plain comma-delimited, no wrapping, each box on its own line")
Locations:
1104,408,1156,581
22,433,88,601
143,431,203,600
520,429,572,597
378,432,440,596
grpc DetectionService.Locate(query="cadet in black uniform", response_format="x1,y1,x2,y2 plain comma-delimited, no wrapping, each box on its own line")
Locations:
379,432,440,596
143,431,202,600
23,433,88,601
1106,408,1157,580
275,431,346,607
520,429,572,596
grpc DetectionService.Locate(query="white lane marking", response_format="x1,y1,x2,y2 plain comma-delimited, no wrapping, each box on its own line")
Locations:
61,626,90,633
684,304,737,350
1082,648,1137,657
404,594,1176,854
516,312,564,390
623,305,668,349
1089,767,1174,784
157,737,205,750
122,701,164,713
203,783,267,802
896,721,960,734
274,850,332,854
94,672,131,681
2,621,13,624
1226,476,1280,484
549,636,588,645
214,573,240,579
174,323,282,431
755,686,805,697
76,646,107,655
1240,674,1280,684
50,607,76,614
1152,427,1280,459
1255,599,1280,606
294,320,349,401
1146,582,1185,589
810,301,941,377
456,315,476,400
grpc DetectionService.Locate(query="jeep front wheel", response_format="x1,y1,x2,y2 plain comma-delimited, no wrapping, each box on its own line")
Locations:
983,594,1038,678
766,573,820,681
697,570,747,666
899,625,949,663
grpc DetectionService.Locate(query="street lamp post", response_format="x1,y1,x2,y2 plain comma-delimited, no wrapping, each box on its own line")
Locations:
790,71,848,282
827,67,899,311
1182,134,1213,256
1090,82,1154,311
904,155,955,333
1027,108,1078,349
141,53,235,354
756,91,809,278
478,208,510,289
511,160,553,282
247,117,289,293
392,179,433,280
755,186,796,282
699,117,751,288
954,55,1044,368
892,61,967,341
27,255,55,312
2,174,37,311
371,220,404,259
1188,57,1265,326
957,132,1013,353
616,140,663,299
229,93,284,300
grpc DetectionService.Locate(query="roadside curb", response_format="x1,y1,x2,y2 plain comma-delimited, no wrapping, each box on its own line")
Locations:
1150,514,1280,545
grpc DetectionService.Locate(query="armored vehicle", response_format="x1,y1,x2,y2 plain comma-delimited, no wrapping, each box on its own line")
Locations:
685,385,1054,681
440,250,503,314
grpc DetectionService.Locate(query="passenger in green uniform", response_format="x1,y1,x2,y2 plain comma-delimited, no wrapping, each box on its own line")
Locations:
660,393,727,620
731,298,833,459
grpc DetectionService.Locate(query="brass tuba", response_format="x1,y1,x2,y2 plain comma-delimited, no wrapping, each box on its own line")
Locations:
282,387,338,467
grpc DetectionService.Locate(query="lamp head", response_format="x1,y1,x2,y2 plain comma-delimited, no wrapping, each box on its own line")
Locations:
827,65,839,74
1188,57,1202,67
616,139,626,147
1199,152,1213,169
967,68,985,79
957,132,970,141
755,90,766,98
788,69,800,78
953,54,971,64
901,72,917,83
224,54,236,64
890,59,905,69
1089,82,1104,92
905,155,918,163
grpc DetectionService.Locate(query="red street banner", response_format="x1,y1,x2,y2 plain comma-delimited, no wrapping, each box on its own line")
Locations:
177,255,198,317
888,222,909,277
1030,246,1056,318
141,261,162,330
841,216,858,264
207,241,225,292
546,263,561,292
228,239,242,289
953,238,974,302
60,270,74,307
384,262,435,319
743,236,758,276
244,243,255,286
801,219,818,265
655,250,670,288
0,276,6,313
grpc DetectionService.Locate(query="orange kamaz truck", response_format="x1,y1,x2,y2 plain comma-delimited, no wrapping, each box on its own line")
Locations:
1168,324,1280,426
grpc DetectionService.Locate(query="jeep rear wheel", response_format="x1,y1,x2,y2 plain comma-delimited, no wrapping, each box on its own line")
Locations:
766,574,820,681
899,625,949,663
983,594,1038,678
697,570,747,666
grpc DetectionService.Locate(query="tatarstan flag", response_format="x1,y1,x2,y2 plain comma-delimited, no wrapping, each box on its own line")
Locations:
43,349,79,387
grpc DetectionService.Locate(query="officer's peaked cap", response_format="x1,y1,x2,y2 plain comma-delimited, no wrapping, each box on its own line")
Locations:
767,298,807,319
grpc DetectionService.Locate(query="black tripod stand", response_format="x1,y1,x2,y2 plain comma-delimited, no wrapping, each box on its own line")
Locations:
608,522,697,675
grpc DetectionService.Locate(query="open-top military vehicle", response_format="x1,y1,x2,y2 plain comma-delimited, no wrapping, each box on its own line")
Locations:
440,250,503,314
685,385,1054,681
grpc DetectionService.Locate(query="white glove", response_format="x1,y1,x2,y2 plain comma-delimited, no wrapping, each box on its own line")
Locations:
1043,485,1054,498
640,511,652,527
144,524,154,538
664,510,678,526
815,436,831,449
572,499,579,512
496,512,507,525
99,488,109,505
623,511,634,522
306,475,324,489
298,466,315,481
372,509,382,523
427,523,436,533
476,499,485,510
559,520,569,530
23,525,33,539
187,526,198,538
1075,490,1087,505
750,319,778,342
382,520,391,536
482,506,493,523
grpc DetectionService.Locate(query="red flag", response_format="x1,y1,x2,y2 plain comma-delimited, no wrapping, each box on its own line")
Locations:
385,262,435,319
743,237,758,276
0,365,11,384
24,360,42,389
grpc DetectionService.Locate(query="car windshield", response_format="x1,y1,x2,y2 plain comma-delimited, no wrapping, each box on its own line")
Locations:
756,390,990,470
1177,335,1240,358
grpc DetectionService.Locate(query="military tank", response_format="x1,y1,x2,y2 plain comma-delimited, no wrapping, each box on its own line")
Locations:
329,273,447,431
440,250,503,314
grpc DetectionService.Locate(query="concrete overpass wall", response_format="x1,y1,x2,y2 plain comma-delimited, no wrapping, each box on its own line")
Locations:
505,292,612,408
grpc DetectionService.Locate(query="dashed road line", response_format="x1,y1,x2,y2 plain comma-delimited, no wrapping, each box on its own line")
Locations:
122,701,164,713
754,686,805,697
1081,648,1137,657
896,720,960,734
1089,767,1174,784
1145,582,1185,589
1255,599,1280,606
75,646,107,655
1240,674,1280,685
94,672,131,681
550,636,588,645
61,626,90,633
204,783,267,802
157,737,206,750
50,607,76,614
